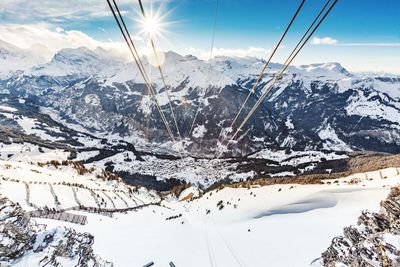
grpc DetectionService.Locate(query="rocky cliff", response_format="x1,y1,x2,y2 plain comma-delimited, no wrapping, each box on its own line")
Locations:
0,197,112,266
321,186,400,266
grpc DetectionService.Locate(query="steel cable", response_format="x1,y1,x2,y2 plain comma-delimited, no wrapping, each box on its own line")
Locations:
217,0,338,158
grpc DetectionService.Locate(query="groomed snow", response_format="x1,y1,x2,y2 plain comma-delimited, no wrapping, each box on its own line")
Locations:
34,167,399,267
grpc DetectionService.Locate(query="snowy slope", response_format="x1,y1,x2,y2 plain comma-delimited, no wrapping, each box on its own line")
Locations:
318,184,400,266
0,160,159,211
29,167,400,267
1,146,397,266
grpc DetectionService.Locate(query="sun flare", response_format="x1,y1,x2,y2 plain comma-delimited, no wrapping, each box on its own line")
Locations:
134,1,178,43
137,6,167,39
142,15,161,36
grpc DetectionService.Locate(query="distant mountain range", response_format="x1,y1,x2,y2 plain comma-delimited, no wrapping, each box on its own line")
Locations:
1,40,399,157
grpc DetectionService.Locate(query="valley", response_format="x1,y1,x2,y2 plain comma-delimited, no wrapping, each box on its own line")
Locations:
0,27,399,266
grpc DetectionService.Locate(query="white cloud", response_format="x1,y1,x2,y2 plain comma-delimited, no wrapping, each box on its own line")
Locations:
311,37,400,47
0,0,168,24
0,23,146,61
0,0,135,23
311,36,338,45
186,46,272,60
0,23,252,65
55,27,64,33
0,23,274,66
338,42,400,47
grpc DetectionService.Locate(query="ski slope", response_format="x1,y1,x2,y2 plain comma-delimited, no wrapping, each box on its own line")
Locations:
33,167,400,267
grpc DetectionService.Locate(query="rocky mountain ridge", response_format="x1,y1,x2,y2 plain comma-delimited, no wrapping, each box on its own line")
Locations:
0,42,399,157
320,185,400,266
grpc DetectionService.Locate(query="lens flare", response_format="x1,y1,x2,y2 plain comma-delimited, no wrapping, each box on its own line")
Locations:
147,49,166,67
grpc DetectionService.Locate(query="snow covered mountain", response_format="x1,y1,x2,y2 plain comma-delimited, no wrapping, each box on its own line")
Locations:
0,41,48,79
0,96,351,190
0,43,399,266
0,46,399,157
31,47,123,78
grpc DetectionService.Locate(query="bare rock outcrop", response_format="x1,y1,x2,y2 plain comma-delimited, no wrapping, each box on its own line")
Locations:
0,197,112,266
320,186,400,267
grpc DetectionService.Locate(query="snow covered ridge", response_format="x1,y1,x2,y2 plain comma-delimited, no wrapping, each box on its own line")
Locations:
4,43,397,92
317,185,400,266
1,45,400,156
1,47,400,155
0,197,112,266
0,160,160,212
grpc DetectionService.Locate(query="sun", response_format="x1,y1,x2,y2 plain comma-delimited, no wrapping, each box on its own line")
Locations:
135,1,180,42
137,6,167,39
142,16,161,36
134,1,180,64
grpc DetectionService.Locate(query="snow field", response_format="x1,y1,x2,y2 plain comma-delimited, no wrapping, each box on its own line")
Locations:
0,160,156,211
0,142,69,163
74,187,98,208
118,191,138,206
29,184,57,209
0,105,17,112
0,180,30,210
35,167,400,267
53,185,79,207
97,191,115,208
108,191,128,208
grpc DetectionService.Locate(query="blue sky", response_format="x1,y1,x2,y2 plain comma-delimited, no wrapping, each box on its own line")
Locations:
0,0,399,73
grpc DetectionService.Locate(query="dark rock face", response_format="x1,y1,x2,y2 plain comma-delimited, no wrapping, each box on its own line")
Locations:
321,186,400,266
0,197,36,262
0,197,112,266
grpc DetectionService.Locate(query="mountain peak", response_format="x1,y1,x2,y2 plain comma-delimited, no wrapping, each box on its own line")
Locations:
300,62,347,72
0,39,48,79
295,62,350,78
0,39,21,52
53,47,97,62
184,54,199,61
32,47,121,77
163,50,185,63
